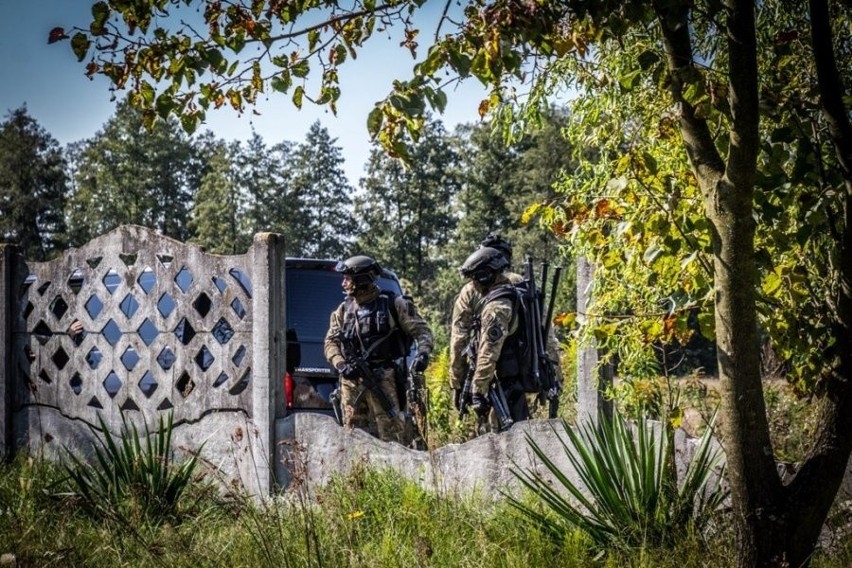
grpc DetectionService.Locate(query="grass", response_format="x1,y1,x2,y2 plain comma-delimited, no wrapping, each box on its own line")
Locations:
1,453,850,567
62,412,204,528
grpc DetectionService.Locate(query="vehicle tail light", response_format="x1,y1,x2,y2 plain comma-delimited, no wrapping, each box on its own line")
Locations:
284,372,294,408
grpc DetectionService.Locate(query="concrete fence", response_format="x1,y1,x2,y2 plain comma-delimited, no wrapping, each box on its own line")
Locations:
1,225,285,497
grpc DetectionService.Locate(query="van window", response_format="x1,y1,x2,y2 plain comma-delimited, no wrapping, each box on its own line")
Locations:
287,269,343,369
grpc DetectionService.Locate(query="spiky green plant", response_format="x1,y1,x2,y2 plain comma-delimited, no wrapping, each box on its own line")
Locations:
508,411,728,552
63,411,203,526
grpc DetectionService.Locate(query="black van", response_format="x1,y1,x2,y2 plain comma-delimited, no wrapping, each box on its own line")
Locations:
283,258,410,415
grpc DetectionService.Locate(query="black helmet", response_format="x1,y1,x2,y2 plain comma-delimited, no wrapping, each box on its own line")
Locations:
459,246,508,285
335,255,382,288
480,232,513,263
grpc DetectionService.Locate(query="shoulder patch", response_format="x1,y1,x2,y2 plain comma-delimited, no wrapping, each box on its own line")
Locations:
486,322,504,343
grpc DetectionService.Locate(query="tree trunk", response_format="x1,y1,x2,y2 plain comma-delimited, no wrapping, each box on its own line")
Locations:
658,0,852,563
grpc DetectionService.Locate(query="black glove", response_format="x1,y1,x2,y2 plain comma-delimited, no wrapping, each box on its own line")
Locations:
409,352,429,374
471,392,490,417
336,362,358,381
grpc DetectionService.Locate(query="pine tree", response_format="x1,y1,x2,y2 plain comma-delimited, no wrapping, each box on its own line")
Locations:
288,121,354,257
355,119,460,296
189,143,241,254
0,106,68,260
66,99,197,243
236,132,294,245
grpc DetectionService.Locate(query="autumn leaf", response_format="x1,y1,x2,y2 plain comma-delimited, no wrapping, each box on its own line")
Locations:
48,27,69,44
478,98,490,118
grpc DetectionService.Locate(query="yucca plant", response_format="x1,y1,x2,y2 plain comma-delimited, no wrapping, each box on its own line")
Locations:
63,411,203,526
508,411,728,552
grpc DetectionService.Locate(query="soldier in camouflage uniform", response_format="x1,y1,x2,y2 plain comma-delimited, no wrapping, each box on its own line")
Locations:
324,255,433,443
450,234,524,398
450,235,562,418
456,246,528,423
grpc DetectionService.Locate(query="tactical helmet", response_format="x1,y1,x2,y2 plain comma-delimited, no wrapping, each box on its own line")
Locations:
459,246,508,285
480,232,513,263
335,255,382,288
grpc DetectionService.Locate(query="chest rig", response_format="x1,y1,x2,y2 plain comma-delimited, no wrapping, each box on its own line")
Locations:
342,291,406,363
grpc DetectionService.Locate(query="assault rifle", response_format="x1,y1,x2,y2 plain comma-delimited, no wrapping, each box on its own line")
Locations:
459,320,514,432
523,256,563,419
406,366,429,449
334,331,397,418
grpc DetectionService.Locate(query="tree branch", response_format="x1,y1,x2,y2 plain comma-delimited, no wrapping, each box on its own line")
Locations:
809,0,852,186
653,0,725,185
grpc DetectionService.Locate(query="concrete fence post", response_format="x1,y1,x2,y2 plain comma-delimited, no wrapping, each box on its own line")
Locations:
575,256,613,427
0,244,16,460
250,232,287,496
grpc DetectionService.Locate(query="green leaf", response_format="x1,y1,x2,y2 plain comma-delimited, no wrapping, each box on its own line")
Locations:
367,107,384,138
447,48,471,78
619,69,641,91
682,80,706,106
308,29,320,51
271,71,291,93
291,59,310,78
334,44,347,65
71,33,91,62
292,85,304,109
139,81,156,105
641,152,657,175
205,48,226,73
697,312,715,340
90,2,110,35
227,32,246,54
155,92,176,118
180,113,199,134
416,45,444,77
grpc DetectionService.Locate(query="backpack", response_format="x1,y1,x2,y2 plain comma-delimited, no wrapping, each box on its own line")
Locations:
481,282,541,393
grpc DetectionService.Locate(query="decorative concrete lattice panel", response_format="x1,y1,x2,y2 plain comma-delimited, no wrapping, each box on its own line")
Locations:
11,226,255,429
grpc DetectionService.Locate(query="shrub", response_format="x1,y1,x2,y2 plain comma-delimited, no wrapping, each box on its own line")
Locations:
508,411,728,553
62,411,204,527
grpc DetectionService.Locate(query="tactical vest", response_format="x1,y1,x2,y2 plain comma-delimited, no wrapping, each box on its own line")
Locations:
342,291,409,363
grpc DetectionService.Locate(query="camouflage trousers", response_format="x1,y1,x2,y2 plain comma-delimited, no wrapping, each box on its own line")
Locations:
339,365,403,443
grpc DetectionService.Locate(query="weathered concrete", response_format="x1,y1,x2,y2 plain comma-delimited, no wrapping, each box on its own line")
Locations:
575,257,613,425
274,411,852,539
274,413,719,501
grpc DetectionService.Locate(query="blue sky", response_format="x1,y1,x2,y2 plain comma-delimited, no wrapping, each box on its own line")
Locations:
0,0,489,186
